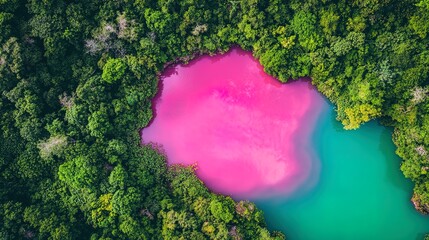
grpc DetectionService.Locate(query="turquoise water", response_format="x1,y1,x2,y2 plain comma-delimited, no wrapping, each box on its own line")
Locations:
253,98,429,240
147,49,429,239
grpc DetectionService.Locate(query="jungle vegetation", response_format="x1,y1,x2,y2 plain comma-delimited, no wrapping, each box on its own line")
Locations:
1,0,429,239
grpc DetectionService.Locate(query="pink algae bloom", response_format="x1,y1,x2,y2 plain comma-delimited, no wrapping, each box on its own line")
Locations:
142,48,324,199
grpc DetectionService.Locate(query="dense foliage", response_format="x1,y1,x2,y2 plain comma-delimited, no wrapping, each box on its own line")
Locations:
1,0,429,239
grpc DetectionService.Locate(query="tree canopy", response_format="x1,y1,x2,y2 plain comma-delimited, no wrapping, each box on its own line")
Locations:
1,0,429,239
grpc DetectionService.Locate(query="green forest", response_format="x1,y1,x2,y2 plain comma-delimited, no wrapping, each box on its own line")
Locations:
1,0,429,239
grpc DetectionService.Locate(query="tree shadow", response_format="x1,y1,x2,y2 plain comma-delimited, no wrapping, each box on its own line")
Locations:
378,123,413,193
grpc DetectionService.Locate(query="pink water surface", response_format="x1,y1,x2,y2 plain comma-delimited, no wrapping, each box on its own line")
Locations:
142,48,324,198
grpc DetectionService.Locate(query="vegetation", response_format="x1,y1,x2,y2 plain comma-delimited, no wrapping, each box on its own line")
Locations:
0,0,429,239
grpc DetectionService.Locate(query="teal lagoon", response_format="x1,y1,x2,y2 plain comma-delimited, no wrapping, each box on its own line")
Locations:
253,97,429,240
144,48,429,239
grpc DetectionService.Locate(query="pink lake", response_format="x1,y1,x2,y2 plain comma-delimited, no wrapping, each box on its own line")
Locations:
141,48,324,198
